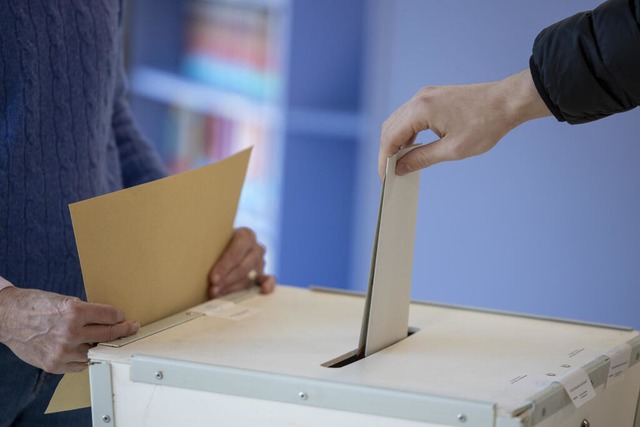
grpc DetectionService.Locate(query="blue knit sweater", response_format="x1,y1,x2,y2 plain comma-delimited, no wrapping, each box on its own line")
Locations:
0,1,167,298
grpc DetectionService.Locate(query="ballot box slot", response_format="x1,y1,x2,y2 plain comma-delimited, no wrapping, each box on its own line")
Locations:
322,326,420,368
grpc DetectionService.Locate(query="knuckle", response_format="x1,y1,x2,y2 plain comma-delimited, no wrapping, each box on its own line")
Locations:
413,86,439,114
61,297,84,320
415,85,437,101
381,117,398,142
255,254,265,269
243,227,257,241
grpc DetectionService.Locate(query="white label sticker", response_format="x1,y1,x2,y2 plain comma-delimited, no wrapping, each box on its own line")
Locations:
557,368,596,408
211,304,260,320
192,299,235,315
192,299,260,320
605,343,632,387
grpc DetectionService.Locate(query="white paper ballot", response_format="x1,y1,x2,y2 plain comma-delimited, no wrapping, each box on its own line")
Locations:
359,146,420,357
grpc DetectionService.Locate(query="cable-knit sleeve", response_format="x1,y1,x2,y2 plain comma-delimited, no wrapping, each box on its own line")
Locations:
529,0,640,124
112,37,168,187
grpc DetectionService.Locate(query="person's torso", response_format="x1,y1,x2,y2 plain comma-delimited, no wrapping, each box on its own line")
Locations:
0,0,126,297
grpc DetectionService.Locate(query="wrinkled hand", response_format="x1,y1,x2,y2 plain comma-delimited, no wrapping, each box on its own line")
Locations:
0,287,139,373
208,227,276,298
378,69,551,179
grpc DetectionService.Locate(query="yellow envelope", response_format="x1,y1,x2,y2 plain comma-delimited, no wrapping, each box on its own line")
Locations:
46,148,252,413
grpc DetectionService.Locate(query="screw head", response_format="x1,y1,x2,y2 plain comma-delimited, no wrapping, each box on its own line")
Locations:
457,413,467,423
154,371,163,380
298,391,308,400
581,419,590,427
101,414,111,423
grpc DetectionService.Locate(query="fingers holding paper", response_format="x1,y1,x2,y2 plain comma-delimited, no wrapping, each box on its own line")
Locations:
378,82,508,180
0,287,139,374
208,227,276,298
378,70,552,180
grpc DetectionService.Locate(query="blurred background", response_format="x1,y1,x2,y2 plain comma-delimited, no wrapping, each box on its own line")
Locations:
124,0,640,329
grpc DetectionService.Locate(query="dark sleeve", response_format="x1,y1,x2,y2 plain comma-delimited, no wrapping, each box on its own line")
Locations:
529,0,640,124
112,27,168,187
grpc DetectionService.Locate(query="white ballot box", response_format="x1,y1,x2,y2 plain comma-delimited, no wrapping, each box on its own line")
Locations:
88,285,640,427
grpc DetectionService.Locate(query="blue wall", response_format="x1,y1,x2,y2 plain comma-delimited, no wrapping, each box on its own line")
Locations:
278,0,365,289
352,0,640,328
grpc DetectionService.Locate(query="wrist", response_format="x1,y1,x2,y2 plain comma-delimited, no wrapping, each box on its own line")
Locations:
500,69,552,129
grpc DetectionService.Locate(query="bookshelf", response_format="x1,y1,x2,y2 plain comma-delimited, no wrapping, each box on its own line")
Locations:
127,0,288,273
126,0,365,288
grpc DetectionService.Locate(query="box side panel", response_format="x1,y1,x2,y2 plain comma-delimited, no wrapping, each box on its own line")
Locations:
128,355,495,426
109,362,452,427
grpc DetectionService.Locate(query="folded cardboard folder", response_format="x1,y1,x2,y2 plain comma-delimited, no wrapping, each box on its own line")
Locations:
46,148,252,413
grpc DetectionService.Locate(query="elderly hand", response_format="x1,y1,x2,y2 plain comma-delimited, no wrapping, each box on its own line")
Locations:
208,227,276,298
0,286,139,373
378,69,551,180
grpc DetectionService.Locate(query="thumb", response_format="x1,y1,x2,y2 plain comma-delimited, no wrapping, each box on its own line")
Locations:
395,138,449,175
84,320,140,343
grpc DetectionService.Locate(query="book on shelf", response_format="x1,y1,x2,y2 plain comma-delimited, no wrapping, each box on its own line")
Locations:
182,0,283,101
161,106,272,175
134,0,287,272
